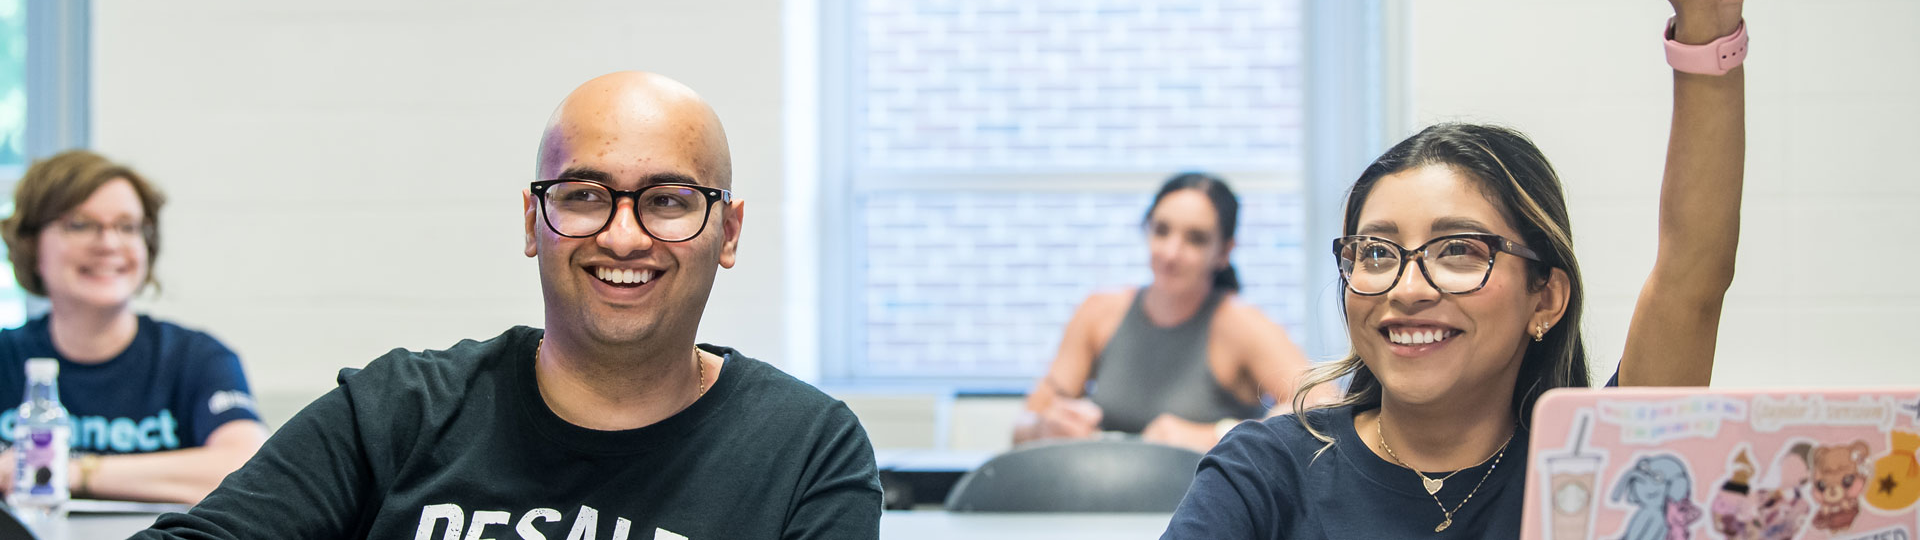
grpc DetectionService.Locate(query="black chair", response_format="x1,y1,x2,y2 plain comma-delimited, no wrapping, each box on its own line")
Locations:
944,438,1205,512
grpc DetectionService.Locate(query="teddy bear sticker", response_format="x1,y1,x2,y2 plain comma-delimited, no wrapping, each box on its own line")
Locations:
1806,439,1871,532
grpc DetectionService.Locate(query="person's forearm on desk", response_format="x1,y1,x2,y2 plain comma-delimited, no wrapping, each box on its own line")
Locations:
77,420,267,504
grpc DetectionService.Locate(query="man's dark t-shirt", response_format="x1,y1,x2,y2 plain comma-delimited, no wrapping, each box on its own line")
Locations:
137,327,882,539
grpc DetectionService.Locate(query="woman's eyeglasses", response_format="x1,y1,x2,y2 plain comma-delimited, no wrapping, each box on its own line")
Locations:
1333,233,1542,296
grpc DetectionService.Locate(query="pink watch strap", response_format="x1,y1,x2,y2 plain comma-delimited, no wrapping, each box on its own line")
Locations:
1664,17,1748,76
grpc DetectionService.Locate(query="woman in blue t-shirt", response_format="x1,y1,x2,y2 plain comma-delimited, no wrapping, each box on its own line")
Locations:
0,150,266,504
1163,0,1748,536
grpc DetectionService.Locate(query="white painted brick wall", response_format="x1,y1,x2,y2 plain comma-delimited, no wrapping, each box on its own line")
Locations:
849,0,1309,381
861,0,1303,171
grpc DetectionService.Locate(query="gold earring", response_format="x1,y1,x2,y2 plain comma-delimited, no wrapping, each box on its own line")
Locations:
1533,323,1549,342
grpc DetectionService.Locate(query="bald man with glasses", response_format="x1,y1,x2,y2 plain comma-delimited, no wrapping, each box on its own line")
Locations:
137,72,882,540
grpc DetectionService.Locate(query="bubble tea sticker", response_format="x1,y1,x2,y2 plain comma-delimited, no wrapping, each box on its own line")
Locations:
1544,412,1606,540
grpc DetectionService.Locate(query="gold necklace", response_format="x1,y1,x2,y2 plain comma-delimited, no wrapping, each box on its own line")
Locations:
1376,415,1512,533
693,348,707,396
536,338,706,397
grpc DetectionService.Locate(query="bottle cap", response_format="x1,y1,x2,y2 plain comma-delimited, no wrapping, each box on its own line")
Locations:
25,358,58,380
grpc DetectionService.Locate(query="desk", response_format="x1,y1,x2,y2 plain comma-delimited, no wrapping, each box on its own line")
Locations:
55,500,184,538
874,449,996,472
56,512,162,539
875,449,996,509
880,511,1171,539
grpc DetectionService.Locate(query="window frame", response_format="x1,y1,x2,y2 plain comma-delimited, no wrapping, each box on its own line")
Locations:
0,0,89,324
15,0,88,170
1,0,90,186
809,0,1405,391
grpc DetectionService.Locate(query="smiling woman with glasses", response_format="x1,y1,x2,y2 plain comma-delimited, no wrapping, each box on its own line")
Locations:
1163,0,1750,537
0,149,268,505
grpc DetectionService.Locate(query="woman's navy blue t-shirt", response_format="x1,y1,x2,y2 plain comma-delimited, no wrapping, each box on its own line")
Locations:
1162,405,1530,539
0,315,260,454
1164,373,1622,539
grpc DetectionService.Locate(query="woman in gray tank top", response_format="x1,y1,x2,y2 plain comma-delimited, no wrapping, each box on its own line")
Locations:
1012,173,1335,452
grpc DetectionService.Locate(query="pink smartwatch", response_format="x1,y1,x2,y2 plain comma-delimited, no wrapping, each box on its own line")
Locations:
1664,17,1748,76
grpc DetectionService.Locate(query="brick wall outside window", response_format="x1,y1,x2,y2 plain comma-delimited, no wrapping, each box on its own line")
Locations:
859,190,1306,379
844,0,1308,383
862,0,1303,172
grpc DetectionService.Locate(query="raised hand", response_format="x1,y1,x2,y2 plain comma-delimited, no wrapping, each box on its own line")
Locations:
1669,0,1744,43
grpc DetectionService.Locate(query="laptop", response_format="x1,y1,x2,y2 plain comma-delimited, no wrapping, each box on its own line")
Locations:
0,499,185,539
1520,387,1920,540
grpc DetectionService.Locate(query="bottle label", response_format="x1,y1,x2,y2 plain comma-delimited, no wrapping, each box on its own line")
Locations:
17,427,68,497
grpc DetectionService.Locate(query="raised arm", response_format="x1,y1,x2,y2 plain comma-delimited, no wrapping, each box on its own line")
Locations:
1618,0,1747,386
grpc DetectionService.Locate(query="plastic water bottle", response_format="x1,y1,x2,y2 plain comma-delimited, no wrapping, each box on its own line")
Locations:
9,358,70,534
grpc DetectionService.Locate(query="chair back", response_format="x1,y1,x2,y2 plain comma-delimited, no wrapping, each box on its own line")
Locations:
944,439,1204,512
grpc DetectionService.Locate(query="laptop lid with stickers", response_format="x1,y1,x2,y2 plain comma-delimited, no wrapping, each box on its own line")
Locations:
1520,387,1920,540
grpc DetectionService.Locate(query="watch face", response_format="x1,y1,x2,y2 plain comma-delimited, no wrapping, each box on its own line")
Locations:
1555,482,1591,514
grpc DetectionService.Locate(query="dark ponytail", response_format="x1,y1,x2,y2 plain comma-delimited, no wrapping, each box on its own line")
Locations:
1144,172,1241,292
1212,265,1241,293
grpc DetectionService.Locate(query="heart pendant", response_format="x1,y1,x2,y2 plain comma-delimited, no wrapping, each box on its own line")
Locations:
1422,477,1444,495
1435,518,1451,532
